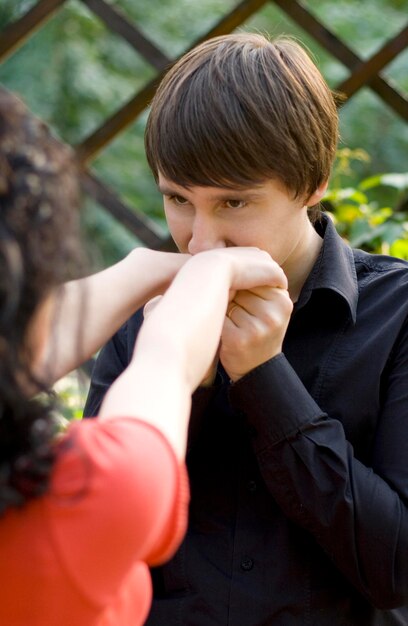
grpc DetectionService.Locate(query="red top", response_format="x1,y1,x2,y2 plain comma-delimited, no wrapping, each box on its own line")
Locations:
0,418,189,625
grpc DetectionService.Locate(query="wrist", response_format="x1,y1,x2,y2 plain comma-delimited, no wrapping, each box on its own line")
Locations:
188,250,234,284
125,248,184,304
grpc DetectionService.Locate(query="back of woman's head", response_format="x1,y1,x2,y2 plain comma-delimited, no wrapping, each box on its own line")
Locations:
145,32,339,200
0,87,83,513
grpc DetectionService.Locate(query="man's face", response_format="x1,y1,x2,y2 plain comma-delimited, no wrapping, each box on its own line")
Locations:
158,173,316,271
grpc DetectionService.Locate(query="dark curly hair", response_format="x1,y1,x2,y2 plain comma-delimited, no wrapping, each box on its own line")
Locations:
0,87,85,514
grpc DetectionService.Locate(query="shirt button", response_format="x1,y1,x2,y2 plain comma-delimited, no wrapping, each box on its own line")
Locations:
241,557,254,571
247,480,257,493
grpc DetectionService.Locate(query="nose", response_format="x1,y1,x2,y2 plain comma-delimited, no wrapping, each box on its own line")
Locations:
187,214,226,255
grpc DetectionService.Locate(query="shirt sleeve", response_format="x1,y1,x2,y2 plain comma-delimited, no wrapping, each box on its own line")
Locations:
229,346,408,610
43,418,189,606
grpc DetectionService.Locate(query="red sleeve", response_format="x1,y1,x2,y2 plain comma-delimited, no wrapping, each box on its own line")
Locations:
43,418,189,607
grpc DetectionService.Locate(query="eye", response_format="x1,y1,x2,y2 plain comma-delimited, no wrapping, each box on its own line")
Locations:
170,195,189,205
225,199,246,209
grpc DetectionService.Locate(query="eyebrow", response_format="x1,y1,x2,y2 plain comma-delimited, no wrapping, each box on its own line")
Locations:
157,184,265,201
158,184,183,196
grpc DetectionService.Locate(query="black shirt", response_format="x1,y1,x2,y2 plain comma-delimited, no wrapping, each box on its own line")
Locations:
84,214,408,625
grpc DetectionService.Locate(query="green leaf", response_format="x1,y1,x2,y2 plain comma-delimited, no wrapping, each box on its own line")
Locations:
350,220,404,248
325,187,368,204
349,218,372,245
360,173,408,191
333,204,363,224
390,239,408,260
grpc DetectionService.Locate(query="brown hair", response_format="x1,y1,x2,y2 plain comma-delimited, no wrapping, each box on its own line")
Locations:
145,33,339,201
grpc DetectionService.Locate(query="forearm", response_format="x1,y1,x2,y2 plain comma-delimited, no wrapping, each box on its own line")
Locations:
98,254,234,460
262,417,408,608
99,346,192,461
230,354,408,608
141,253,232,390
36,248,185,383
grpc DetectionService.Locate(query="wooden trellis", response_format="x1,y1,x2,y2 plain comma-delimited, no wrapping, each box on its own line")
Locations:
1,0,408,251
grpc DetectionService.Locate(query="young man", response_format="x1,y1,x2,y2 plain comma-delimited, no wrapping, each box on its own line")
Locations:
84,34,408,625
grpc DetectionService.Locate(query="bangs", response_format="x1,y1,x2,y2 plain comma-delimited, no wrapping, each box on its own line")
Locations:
146,66,271,190
145,34,338,198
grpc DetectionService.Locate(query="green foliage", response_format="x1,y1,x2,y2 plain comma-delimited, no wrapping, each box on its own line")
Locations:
325,150,408,258
53,372,89,423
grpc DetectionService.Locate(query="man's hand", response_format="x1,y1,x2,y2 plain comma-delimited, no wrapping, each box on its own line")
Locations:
220,284,293,382
145,248,292,387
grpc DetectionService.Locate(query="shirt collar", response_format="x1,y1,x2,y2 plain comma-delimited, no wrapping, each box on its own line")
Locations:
296,212,359,323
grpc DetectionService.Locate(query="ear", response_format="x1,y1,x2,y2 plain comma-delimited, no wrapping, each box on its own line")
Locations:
305,180,329,207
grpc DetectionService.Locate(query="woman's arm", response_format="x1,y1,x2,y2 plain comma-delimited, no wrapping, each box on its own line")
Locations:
99,247,291,460
31,248,188,384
